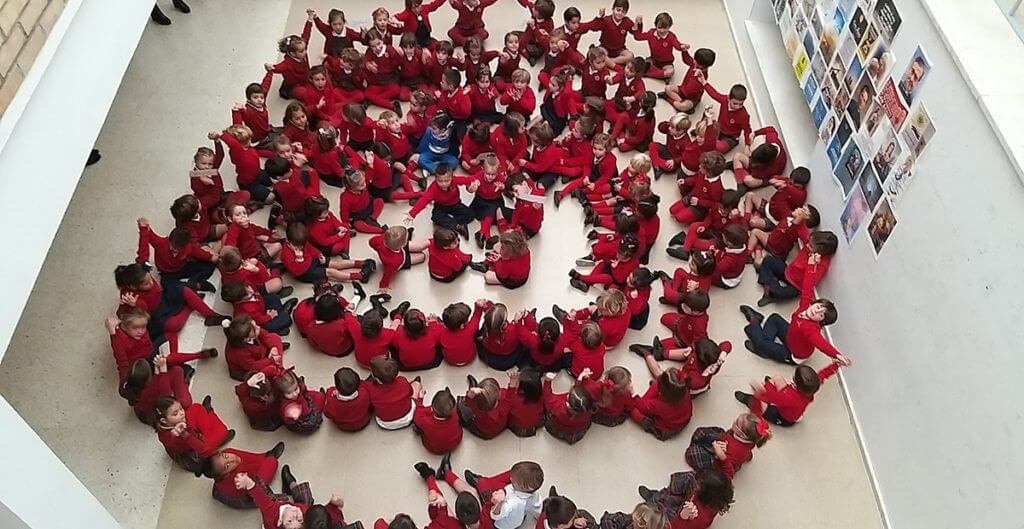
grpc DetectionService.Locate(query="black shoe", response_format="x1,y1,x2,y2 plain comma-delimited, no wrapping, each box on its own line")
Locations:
526,54,539,66
86,149,102,167
468,261,488,273
414,462,434,480
282,298,299,313
172,0,191,13
331,282,345,295
204,314,230,326
756,295,774,308
586,229,599,240
393,100,404,117
282,342,291,351
351,281,367,300
466,374,479,388
314,281,331,299
739,305,764,324
551,304,567,322
276,327,291,337
666,246,690,261
202,395,213,411
485,235,499,249
653,167,664,180
220,429,235,447
181,363,196,383
654,270,672,282
734,391,752,406
455,224,470,240
390,301,411,320
548,485,559,498
630,344,654,357
151,5,172,24
734,184,748,196
743,340,756,354
569,278,589,293
282,465,297,493
568,269,581,279
474,231,486,249
412,375,422,383
436,453,452,480
638,485,654,502
278,285,294,298
656,91,668,101
360,259,377,284
418,176,429,191
651,337,665,361
200,347,218,359
464,470,482,489
195,280,216,293
267,441,286,459
667,231,687,247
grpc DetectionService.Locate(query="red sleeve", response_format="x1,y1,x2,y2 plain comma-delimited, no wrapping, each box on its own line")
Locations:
408,186,437,217
302,20,313,44
800,258,829,302
224,223,241,248
110,334,129,381
261,71,274,92
313,16,332,37
704,82,727,104
807,327,842,359
188,243,215,262
578,17,602,34
818,362,841,382
680,48,695,67
231,108,244,126
136,225,151,264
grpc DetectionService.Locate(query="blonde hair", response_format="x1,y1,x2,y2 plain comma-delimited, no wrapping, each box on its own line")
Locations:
384,225,409,250
378,110,398,122
225,124,253,144
596,288,627,316
193,146,215,164
498,231,528,259
592,133,611,149
631,502,670,529
669,113,691,133
629,153,652,174
474,378,501,410
481,153,500,171
344,170,365,188
587,46,608,62
580,322,603,348
511,68,531,84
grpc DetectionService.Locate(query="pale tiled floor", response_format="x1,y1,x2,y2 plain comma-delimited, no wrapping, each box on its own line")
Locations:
0,1,882,529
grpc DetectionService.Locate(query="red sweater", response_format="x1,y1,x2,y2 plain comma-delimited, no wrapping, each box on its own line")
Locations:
231,73,274,141
279,242,323,278
510,184,545,234
495,49,523,80
581,15,634,52
212,449,278,503
364,45,403,85
500,86,537,116
225,330,284,379
492,250,531,282
414,399,464,454
344,313,395,367
324,384,373,431
786,300,843,361
110,328,152,384
580,64,610,98
369,234,406,289
489,128,528,166
269,22,312,88
463,392,511,437
220,132,265,187
687,173,725,210
428,238,471,279
224,222,274,260
273,168,321,214
671,311,709,346
221,261,271,290
438,305,482,365
234,381,277,427
155,404,228,458
395,0,446,35
438,87,472,120
706,83,752,142
305,313,354,357
367,376,414,421
505,387,544,431
409,178,472,217
136,225,213,275
312,17,362,54
461,135,493,167
398,49,428,85
543,380,593,433
391,323,442,368
518,312,564,367
679,49,708,100
765,216,810,256
307,212,350,254
339,188,374,226
633,379,692,432
468,83,500,114
767,182,806,222
759,363,840,422
453,0,498,31
470,171,506,201
633,28,685,64
250,484,343,529
712,246,749,283
581,376,634,418
784,246,831,299
751,126,789,180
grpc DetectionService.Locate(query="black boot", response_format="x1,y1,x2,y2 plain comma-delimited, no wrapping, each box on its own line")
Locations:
278,285,294,298
436,453,452,480
455,224,470,240
266,441,286,459
369,294,390,319
638,485,654,502
359,259,377,284
629,344,654,358
464,469,482,489
172,0,191,13
667,231,687,247
282,298,299,313
282,465,297,493
466,374,479,388
666,246,690,261
474,231,486,249
414,462,434,480
389,301,411,320
651,337,665,361
202,395,213,411
739,305,764,324
734,391,752,406
151,5,172,25
204,314,230,326
468,261,489,273
551,304,567,322
569,278,589,293
351,281,367,300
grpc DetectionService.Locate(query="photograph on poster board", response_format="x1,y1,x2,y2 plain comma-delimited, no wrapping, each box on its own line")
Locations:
813,98,829,128
873,0,902,43
865,41,894,89
802,27,818,59
848,6,868,42
868,197,898,256
857,23,880,63
860,102,886,139
820,79,836,108
840,181,870,243
858,164,884,210
820,110,838,140
838,26,858,65
810,50,827,84
802,0,817,21
793,6,808,34
871,123,902,181
835,135,866,197
803,74,819,105
810,5,824,36
900,103,936,159
774,0,787,21
827,135,844,167
843,55,864,92
879,78,909,130
885,152,916,203
838,0,858,18
847,74,876,128
785,26,800,59
833,83,851,116
819,26,840,65
794,49,811,82
835,114,854,147
898,46,931,105
828,54,847,89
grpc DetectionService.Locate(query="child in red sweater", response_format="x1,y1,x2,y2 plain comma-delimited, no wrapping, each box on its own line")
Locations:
276,370,326,434
561,320,607,377
756,230,838,306
231,73,275,147
743,167,809,230
474,302,525,370
503,368,545,436
224,203,281,262
105,309,215,391
633,12,687,79
456,36,499,83
223,315,285,381
658,290,710,346
282,101,314,147
437,300,484,366
518,0,556,65
468,67,503,124
460,122,495,172
468,154,507,247
580,1,637,66
747,205,818,267
605,57,648,133
370,226,429,292
367,356,421,429
221,281,295,336
201,441,285,508
498,172,546,237
122,356,192,425
469,230,532,289
345,300,397,367
666,189,743,259
494,31,524,89
266,20,312,100
324,367,373,432
631,367,692,440
500,69,537,119
663,48,716,114
154,395,232,473
366,144,423,204
740,298,853,367
533,66,581,138
736,362,842,426
220,125,277,205
578,46,613,99
406,166,475,238
579,367,634,426
733,126,789,189
554,116,598,181
324,48,366,105
543,371,596,444
490,113,528,172
708,225,750,289
363,28,404,113
396,0,447,48
339,170,386,234
633,337,731,397
413,387,463,454
309,8,361,55
447,0,499,46
304,196,350,257
428,226,471,282
616,92,657,153
555,133,617,204
281,223,372,285
459,376,511,440
700,78,752,154
390,307,443,370
135,218,216,293
669,151,728,225
398,33,430,102
192,136,252,218
298,66,344,130
409,462,484,529
685,412,771,479
235,371,281,431
217,246,290,298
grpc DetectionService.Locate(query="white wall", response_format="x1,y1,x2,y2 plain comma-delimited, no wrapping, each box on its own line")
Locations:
722,0,1024,528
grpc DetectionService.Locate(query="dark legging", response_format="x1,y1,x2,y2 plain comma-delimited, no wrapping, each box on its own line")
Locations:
744,314,796,365
757,254,801,300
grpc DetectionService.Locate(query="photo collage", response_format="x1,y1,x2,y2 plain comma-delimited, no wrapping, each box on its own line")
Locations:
774,0,932,257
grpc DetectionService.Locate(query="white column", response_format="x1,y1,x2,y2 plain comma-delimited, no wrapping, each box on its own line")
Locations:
0,396,120,529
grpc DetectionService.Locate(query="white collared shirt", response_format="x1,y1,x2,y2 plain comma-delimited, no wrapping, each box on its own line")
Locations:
491,486,542,529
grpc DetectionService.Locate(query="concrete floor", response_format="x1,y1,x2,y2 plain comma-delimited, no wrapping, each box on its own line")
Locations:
0,1,884,529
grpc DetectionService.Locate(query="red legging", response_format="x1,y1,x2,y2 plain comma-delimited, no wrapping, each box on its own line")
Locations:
336,88,365,105
351,199,386,233
669,199,707,224
163,287,218,356
399,84,431,102
645,63,672,80
447,27,489,47
558,178,611,200
388,171,422,202
365,84,402,110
